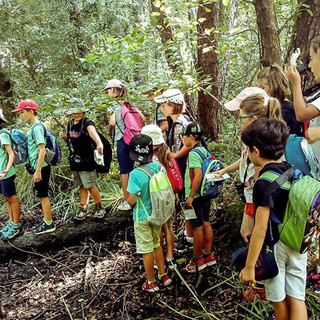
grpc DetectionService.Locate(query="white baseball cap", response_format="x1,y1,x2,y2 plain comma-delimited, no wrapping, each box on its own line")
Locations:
224,87,269,111
141,124,165,145
103,79,123,91
154,89,184,104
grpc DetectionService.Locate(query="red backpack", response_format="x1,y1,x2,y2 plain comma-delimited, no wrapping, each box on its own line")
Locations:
163,157,183,194
121,102,143,145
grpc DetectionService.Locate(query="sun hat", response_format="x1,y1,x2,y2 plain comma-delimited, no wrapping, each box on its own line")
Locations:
66,98,89,115
154,89,184,104
182,122,203,136
11,99,39,113
103,79,123,91
224,87,269,111
129,134,153,163
0,109,8,123
141,124,165,145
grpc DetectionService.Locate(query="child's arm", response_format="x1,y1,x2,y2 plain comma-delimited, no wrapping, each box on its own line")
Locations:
305,127,320,144
286,65,320,122
186,167,202,207
137,109,146,124
34,144,46,183
239,206,270,284
173,145,193,159
127,192,136,207
109,112,116,135
87,125,103,154
1,145,15,177
220,158,240,176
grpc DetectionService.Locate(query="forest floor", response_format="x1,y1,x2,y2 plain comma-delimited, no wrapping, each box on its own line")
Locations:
0,203,319,320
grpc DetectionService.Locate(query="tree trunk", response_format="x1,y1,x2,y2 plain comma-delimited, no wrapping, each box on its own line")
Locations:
289,0,320,63
0,211,131,259
196,0,222,140
253,0,281,66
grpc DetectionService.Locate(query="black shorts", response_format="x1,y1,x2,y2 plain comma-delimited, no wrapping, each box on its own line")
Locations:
34,165,51,198
0,175,16,197
190,197,211,228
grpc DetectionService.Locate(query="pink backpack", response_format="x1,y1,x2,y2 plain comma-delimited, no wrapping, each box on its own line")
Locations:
121,102,143,145
163,157,183,194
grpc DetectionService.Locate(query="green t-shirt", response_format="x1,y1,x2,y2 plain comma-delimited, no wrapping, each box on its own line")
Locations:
28,122,48,169
184,146,208,199
0,131,16,180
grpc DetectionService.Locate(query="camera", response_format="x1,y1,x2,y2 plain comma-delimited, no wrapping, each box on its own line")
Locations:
234,181,246,203
297,63,310,74
25,163,35,175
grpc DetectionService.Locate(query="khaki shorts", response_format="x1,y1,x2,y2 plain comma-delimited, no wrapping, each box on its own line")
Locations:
73,170,97,189
134,220,161,254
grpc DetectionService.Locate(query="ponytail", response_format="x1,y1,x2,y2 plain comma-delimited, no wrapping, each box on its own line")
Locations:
154,143,172,167
267,97,284,122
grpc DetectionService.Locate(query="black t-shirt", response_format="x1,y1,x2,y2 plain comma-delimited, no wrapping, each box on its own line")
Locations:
281,100,304,136
253,161,292,245
67,117,96,171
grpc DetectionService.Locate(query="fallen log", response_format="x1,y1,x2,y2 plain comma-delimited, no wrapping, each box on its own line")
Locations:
0,210,132,258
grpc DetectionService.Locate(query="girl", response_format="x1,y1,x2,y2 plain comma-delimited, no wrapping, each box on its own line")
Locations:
105,79,145,211
287,34,320,281
257,64,304,136
141,124,180,269
154,89,193,253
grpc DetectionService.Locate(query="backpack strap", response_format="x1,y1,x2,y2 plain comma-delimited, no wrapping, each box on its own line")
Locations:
192,147,211,159
31,122,47,145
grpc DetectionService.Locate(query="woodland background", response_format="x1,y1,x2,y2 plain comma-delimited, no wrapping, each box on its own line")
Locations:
0,0,320,319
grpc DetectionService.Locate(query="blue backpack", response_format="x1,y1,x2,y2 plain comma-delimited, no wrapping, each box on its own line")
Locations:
0,129,28,164
32,123,62,166
192,148,224,200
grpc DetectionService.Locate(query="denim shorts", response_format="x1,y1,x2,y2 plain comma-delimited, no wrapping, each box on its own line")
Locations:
34,165,51,198
73,170,97,189
117,138,134,174
0,175,16,197
189,197,211,228
134,220,161,254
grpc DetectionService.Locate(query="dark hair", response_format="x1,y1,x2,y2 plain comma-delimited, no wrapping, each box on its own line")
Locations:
311,35,320,54
167,101,184,115
241,118,289,160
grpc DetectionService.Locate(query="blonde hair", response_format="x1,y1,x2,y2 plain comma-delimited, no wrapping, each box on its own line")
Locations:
240,93,284,121
257,64,291,102
154,143,172,167
311,35,320,55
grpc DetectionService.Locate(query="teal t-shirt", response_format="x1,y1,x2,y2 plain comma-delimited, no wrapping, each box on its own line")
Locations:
185,146,208,199
127,161,162,221
0,131,16,180
28,122,48,169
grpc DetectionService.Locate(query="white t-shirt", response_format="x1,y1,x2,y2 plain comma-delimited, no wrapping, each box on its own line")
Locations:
239,145,255,203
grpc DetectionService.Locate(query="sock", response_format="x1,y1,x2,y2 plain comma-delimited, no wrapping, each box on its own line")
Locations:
317,265,320,274
81,203,88,209
148,279,156,284
186,236,193,244
158,273,165,280
44,219,52,226
95,202,102,207
203,251,211,258
13,223,20,229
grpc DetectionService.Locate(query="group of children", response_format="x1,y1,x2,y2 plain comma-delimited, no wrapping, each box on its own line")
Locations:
1,35,320,320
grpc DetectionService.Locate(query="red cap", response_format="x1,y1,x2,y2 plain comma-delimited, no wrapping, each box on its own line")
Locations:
12,99,39,113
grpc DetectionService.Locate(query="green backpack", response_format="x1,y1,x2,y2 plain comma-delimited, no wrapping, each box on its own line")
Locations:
136,165,175,227
259,167,320,254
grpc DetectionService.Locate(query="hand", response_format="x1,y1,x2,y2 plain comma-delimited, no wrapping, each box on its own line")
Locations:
305,127,320,144
0,169,8,178
217,168,225,178
286,65,301,87
239,266,255,284
96,143,103,155
186,196,193,208
33,170,42,183
59,132,67,140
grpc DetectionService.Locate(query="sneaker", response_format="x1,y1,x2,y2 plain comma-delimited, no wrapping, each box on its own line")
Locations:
203,253,217,266
74,207,89,222
142,280,160,292
93,204,105,220
33,221,56,235
2,224,22,240
243,285,267,302
117,201,131,211
159,274,172,286
166,258,177,270
0,220,13,234
175,235,193,253
182,257,206,273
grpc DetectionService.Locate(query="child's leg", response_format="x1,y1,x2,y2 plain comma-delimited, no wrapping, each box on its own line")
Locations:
285,296,308,320
185,219,193,238
203,221,213,253
40,197,52,221
163,219,174,260
120,173,129,200
5,196,14,221
192,226,204,257
5,195,20,223
143,252,156,282
273,300,290,320
88,186,101,204
240,212,254,242
79,186,89,205
154,245,166,275
318,241,320,273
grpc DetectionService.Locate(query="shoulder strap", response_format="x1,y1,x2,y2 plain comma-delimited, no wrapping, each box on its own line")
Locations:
192,147,211,159
32,123,47,143
136,164,155,178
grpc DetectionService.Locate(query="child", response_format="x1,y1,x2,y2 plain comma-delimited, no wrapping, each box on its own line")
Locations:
104,79,145,211
60,99,105,221
0,109,21,240
257,64,304,136
141,124,178,269
155,89,193,253
127,134,172,292
11,99,55,234
287,34,320,284
181,122,216,272
240,118,308,320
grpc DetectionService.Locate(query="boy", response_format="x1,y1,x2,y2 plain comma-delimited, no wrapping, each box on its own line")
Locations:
240,118,308,320
0,109,22,240
182,122,216,272
60,99,105,221
11,99,55,234
127,134,172,292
